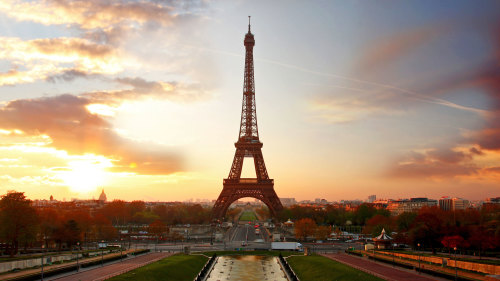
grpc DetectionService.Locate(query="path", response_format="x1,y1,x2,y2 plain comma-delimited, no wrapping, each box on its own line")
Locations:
53,252,172,281
321,253,439,281
2,250,134,281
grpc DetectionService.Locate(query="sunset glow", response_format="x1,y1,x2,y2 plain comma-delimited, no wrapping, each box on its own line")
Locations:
0,1,499,202
58,157,112,194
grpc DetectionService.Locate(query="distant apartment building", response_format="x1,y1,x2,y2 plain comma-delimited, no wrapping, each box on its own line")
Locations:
387,197,438,215
482,197,500,210
368,195,376,203
439,197,470,211
280,198,297,206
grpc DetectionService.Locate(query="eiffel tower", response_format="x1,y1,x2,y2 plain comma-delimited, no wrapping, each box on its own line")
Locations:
212,17,283,219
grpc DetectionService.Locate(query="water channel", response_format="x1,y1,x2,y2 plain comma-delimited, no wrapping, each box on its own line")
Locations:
206,255,288,281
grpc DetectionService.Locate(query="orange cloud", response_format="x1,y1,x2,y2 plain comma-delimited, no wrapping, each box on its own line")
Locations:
0,94,182,175
1,0,175,29
389,149,478,178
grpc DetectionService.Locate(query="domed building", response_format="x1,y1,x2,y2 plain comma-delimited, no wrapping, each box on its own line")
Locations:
98,189,107,203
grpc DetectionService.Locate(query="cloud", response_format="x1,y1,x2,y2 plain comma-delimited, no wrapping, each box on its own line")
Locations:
0,37,122,85
81,77,209,106
0,94,182,175
46,69,93,82
355,24,447,75
389,149,478,178
0,0,176,29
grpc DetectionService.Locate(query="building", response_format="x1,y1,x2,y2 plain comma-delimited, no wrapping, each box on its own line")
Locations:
387,198,438,215
98,189,107,202
439,197,470,211
368,195,376,203
280,198,296,206
483,197,500,210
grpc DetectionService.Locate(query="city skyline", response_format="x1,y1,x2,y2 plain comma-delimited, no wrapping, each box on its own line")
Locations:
1,1,500,202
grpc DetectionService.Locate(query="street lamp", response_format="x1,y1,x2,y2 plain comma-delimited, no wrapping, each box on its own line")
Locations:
120,238,123,262
392,243,395,267
101,240,104,267
76,242,80,272
41,254,44,281
454,246,458,281
417,243,421,274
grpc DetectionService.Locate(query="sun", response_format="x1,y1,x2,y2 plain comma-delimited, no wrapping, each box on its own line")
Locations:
59,157,112,194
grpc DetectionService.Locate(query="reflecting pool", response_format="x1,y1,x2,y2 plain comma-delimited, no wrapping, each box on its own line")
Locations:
205,255,288,281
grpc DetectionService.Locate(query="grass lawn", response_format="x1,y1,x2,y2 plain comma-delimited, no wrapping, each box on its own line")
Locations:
108,254,208,281
287,255,383,281
239,210,257,221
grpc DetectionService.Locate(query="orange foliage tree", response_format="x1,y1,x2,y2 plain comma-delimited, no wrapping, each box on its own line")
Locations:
294,218,317,241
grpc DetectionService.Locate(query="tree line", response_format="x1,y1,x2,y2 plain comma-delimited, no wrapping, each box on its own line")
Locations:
286,203,499,257
0,191,213,256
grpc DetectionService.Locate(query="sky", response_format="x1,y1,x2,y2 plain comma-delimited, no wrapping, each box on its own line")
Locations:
0,0,499,202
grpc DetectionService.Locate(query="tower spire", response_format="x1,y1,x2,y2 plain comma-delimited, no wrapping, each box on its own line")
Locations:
212,18,283,220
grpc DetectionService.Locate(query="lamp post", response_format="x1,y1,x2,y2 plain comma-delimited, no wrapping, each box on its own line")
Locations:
120,238,123,262
101,240,104,267
417,243,421,274
392,243,395,267
454,246,458,281
41,254,44,281
76,242,80,272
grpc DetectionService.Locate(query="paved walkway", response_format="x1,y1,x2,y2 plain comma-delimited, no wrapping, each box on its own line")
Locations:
321,253,439,281
2,250,134,281
53,252,172,281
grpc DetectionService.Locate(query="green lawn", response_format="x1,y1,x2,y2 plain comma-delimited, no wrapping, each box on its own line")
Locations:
108,254,208,281
287,255,383,281
239,210,257,221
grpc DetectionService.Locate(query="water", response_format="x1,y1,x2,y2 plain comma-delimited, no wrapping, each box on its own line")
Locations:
206,255,288,281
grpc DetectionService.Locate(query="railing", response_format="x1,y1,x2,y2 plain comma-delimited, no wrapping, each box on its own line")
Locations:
278,253,300,281
223,178,274,184
194,254,217,281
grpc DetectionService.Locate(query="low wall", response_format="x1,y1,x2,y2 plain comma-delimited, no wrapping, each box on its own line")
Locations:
375,251,500,275
0,250,111,273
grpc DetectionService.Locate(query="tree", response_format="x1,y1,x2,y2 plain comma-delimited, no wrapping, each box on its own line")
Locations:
149,220,167,239
37,208,60,249
315,225,331,241
467,226,497,259
396,212,417,232
441,235,465,254
294,218,317,241
409,207,444,253
0,191,39,256
353,204,377,225
364,214,392,237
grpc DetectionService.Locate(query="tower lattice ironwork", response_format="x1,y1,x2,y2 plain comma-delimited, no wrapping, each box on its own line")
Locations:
212,17,283,219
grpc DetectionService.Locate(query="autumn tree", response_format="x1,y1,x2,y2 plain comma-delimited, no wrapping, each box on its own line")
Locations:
315,225,331,241
149,220,167,239
0,191,39,256
37,208,60,249
255,206,270,220
294,218,317,241
467,226,497,259
441,235,465,254
409,207,444,253
364,214,393,237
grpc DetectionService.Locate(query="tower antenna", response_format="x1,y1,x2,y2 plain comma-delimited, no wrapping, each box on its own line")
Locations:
212,18,283,220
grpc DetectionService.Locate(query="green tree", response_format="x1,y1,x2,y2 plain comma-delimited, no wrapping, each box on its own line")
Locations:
0,191,39,256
